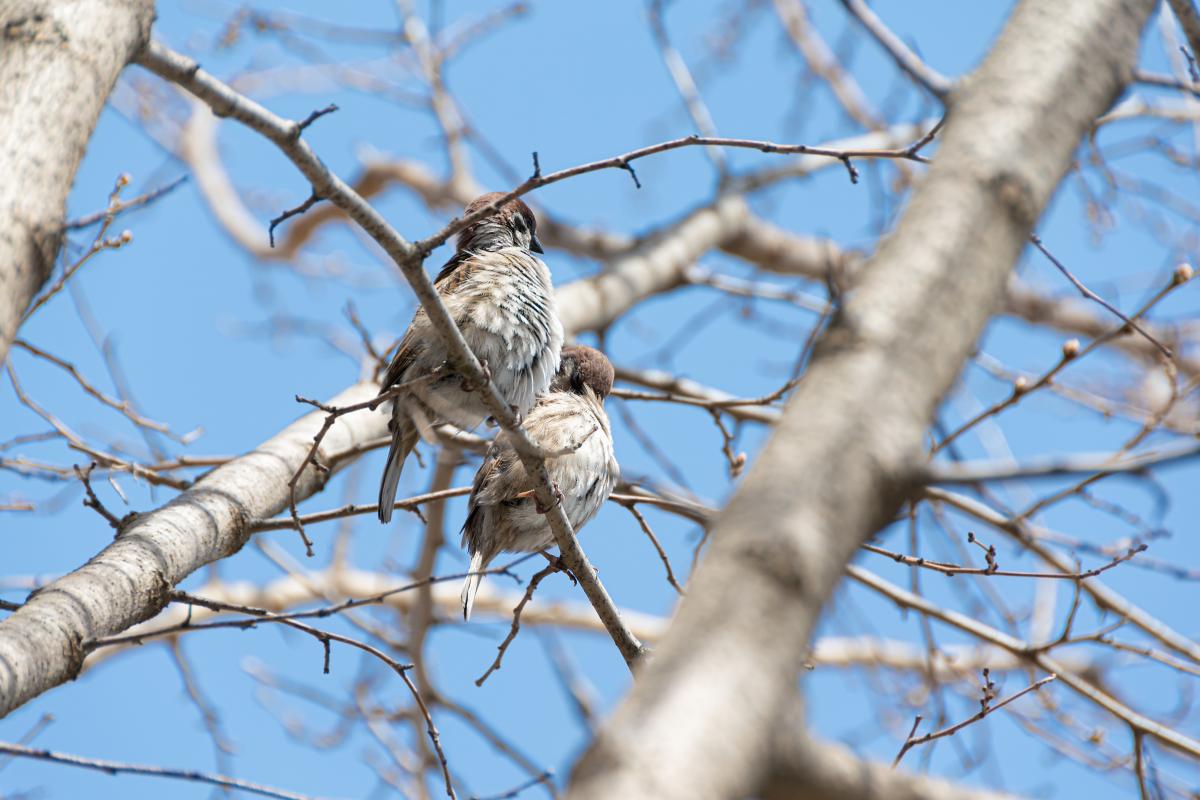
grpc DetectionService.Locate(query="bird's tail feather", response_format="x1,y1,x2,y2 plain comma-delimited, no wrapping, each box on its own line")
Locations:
378,416,418,523
461,550,488,621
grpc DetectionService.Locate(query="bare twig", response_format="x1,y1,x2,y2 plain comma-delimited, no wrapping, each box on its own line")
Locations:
0,741,322,800
613,498,684,594
1029,234,1172,357
892,673,1057,767
476,563,559,687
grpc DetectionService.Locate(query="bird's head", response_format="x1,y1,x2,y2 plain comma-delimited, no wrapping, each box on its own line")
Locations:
456,192,544,255
552,345,614,402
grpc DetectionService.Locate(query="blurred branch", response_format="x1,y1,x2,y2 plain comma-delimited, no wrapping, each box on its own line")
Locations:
0,0,155,367
773,0,884,131
847,565,1200,760
565,1,1156,797
1168,0,1200,65
929,438,1200,483
764,733,1017,800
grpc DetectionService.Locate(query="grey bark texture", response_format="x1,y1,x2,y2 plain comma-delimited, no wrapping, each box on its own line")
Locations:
563,1,1156,799
0,381,382,716
0,0,155,366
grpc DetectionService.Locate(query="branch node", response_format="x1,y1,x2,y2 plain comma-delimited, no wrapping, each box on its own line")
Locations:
618,160,642,189
839,155,860,184
294,103,338,138
268,192,323,248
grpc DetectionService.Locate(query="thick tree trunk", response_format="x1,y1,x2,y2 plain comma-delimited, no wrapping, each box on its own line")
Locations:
563,1,1156,798
0,0,155,366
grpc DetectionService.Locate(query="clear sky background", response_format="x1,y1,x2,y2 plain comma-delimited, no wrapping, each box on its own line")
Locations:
3,1,1199,798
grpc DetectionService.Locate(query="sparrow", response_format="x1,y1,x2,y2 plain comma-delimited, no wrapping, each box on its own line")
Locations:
460,345,619,620
377,192,564,523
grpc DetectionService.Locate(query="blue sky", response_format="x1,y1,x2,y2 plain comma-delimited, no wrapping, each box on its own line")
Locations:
3,1,1199,798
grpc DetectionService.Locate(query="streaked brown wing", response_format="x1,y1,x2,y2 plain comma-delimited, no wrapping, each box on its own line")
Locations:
380,330,422,391
381,251,471,391
434,249,472,287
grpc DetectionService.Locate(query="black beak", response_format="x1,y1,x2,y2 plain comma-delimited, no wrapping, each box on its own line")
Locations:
530,234,545,254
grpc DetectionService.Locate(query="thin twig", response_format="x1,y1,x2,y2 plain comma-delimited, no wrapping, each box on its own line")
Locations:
1029,234,1172,358
892,674,1057,767
0,741,323,800
862,541,1147,579
476,563,558,686
614,498,684,594
65,175,188,229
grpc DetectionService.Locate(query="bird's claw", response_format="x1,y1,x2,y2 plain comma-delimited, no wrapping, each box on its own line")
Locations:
465,360,492,395
534,481,563,514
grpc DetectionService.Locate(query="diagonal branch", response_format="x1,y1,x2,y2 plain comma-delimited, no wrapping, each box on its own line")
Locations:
563,1,1157,798
135,40,644,667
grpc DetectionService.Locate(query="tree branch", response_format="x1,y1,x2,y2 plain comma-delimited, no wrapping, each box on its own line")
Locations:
564,1,1156,797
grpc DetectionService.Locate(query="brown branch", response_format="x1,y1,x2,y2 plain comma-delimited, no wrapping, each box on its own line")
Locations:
1029,234,1172,358
71,463,122,531
925,487,1200,665
253,486,471,532
13,338,184,440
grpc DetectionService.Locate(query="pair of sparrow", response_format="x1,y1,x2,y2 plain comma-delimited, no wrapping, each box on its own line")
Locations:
376,193,619,620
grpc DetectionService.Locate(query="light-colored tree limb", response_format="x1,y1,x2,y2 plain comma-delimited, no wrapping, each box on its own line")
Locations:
557,196,748,334
0,381,381,717
765,733,1017,800
563,1,1156,798
0,0,155,367
728,215,1200,378
929,438,1200,483
81,567,1105,682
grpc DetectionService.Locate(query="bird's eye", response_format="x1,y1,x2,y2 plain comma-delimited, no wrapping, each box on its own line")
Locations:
513,216,527,233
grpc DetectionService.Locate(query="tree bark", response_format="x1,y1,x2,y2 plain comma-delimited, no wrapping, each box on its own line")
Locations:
563,1,1156,798
0,381,382,717
0,0,156,366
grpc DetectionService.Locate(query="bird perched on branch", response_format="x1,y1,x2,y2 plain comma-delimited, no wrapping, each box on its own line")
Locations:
377,192,563,523
460,345,619,620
